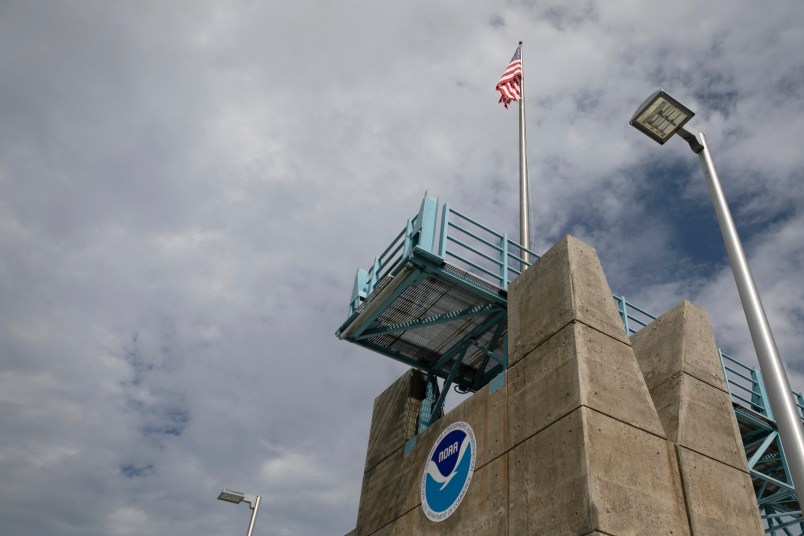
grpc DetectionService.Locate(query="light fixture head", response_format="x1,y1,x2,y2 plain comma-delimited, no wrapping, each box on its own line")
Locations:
217,489,245,504
630,90,695,144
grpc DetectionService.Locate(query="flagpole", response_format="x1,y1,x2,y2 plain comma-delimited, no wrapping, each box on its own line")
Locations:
518,41,531,266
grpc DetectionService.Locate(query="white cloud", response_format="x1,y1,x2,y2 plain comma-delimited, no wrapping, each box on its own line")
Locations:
1,1,803,534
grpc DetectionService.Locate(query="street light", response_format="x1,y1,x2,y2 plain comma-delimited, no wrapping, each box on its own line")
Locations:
218,488,262,536
631,89,804,513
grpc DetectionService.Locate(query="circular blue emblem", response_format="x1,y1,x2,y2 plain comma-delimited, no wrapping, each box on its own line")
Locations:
420,421,476,522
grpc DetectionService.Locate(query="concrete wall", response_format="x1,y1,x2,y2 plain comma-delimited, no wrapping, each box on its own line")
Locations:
346,236,763,535
631,301,764,535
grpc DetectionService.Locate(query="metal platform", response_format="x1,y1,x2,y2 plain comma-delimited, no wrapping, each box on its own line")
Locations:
338,194,804,533
336,194,538,423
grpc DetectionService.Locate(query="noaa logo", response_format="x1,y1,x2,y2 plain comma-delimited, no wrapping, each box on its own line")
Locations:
420,421,477,522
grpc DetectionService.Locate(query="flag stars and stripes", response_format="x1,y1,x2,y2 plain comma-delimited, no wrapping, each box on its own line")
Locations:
496,46,522,109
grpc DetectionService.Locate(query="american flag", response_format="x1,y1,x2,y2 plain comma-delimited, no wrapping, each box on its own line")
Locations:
496,46,522,109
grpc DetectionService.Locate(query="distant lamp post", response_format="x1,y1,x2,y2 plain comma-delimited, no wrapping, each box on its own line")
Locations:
218,488,262,536
631,89,804,513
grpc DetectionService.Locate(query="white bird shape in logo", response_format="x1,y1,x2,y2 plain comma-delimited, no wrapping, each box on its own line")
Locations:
425,439,470,491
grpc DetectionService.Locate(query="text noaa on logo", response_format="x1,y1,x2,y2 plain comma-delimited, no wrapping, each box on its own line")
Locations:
420,421,477,522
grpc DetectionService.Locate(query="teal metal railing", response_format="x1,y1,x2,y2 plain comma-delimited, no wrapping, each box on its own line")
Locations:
347,195,539,316
438,203,539,291
352,198,804,428
720,350,804,421
614,298,804,422
720,350,774,418
614,295,657,336
347,224,407,315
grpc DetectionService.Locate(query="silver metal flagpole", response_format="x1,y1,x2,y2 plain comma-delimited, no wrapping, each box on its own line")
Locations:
518,41,531,267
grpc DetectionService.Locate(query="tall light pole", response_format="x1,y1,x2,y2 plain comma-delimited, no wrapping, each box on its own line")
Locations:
218,488,262,536
630,89,804,513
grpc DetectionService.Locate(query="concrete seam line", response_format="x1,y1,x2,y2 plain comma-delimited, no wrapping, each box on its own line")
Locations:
675,443,696,536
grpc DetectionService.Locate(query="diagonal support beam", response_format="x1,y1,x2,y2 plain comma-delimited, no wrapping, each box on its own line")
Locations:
749,431,780,470
346,269,427,339
353,303,495,340
469,338,506,368
763,511,802,533
471,322,506,389
428,345,469,427
753,476,796,503
431,309,506,372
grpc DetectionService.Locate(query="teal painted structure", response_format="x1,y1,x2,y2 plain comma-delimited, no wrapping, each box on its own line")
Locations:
337,194,803,534
336,194,538,426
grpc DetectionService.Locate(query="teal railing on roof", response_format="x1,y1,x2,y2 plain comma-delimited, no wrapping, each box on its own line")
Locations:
438,203,539,291
353,202,804,427
720,350,774,419
353,201,804,428
720,350,804,421
614,295,657,336
614,297,804,422
347,195,540,316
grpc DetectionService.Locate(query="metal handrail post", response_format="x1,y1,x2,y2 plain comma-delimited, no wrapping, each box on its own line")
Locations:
752,368,774,420
500,234,509,289
718,348,736,402
614,295,630,335
438,204,450,258
417,195,439,253
368,257,380,295
797,393,804,420
402,218,414,258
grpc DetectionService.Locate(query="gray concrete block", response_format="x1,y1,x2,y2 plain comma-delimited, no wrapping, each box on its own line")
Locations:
395,380,510,518
631,301,727,392
509,322,664,447
509,409,593,536
509,407,689,536
584,408,690,536
508,323,580,447
356,448,404,536
393,505,449,536
392,508,429,536
438,454,508,535
365,370,426,472
677,447,764,536
642,373,682,450
395,411,456,518
394,435,508,535
575,322,665,437
355,467,371,535
676,374,746,470
508,236,628,366
461,372,508,470
366,523,394,536
631,300,748,470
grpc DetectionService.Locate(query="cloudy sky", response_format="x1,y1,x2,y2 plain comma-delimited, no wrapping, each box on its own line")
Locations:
2,1,804,534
